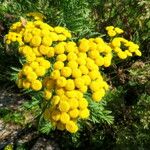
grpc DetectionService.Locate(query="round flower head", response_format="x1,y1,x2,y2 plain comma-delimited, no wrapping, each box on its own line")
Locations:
35,66,46,76
69,109,79,118
68,98,79,109
42,36,52,46
44,90,52,100
60,112,70,124
66,120,78,133
30,35,41,47
79,108,90,119
47,47,55,58
61,67,72,78
56,76,67,87
79,38,90,52
71,68,82,78
26,71,37,81
51,110,61,121
22,80,30,89
65,79,75,91
78,98,88,109
59,101,70,112
31,80,42,91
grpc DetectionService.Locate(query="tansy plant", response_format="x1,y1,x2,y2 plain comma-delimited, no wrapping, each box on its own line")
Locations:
4,13,141,133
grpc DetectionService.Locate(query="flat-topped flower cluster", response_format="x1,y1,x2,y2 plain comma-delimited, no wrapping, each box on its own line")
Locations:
5,16,141,133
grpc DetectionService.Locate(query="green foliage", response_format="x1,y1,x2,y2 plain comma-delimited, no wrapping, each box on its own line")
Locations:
85,94,114,124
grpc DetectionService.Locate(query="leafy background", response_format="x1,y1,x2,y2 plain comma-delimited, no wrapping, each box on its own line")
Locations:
0,0,149,149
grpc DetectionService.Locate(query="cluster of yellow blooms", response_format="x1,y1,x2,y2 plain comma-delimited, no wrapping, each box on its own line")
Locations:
106,26,142,58
5,16,141,133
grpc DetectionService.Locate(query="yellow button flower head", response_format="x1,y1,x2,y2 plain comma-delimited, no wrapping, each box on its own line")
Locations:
55,88,65,96
31,80,42,91
22,65,33,75
59,101,70,112
40,60,51,69
55,42,66,54
79,108,90,119
23,32,32,43
22,80,31,89
79,85,88,93
67,52,77,61
60,112,70,124
65,42,77,53
30,61,39,69
56,76,67,87
58,34,67,41
39,45,49,55
42,36,52,46
44,89,52,100
72,68,82,78
30,35,41,47
21,45,33,55
107,30,116,37
90,80,101,92
51,110,61,121
51,95,60,106
65,90,77,98
106,26,114,31
115,27,124,34
26,71,37,81
94,55,104,66
92,88,105,102
50,70,60,80
65,79,75,91
79,65,89,75
54,61,64,70
68,98,79,109
66,120,78,133
67,60,78,69
79,38,90,52
69,109,79,118
118,51,127,59
77,57,86,65
82,75,91,85
88,50,100,59
63,30,72,38
54,26,65,33
88,70,100,80
49,32,59,41
32,28,41,36
35,66,46,76
56,54,67,62
61,67,72,78
74,77,85,89
78,98,88,109
26,53,36,62
47,47,55,58
111,38,121,47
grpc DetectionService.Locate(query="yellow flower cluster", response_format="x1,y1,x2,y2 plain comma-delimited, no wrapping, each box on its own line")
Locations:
5,17,141,133
111,37,142,59
106,26,141,59
106,26,124,37
17,57,50,91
